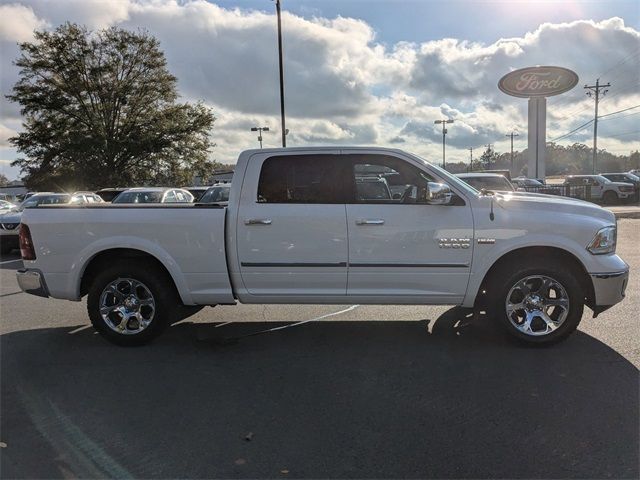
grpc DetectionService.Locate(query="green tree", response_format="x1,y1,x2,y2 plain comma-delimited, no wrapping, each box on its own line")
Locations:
479,145,498,169
8,23,218,191
0,173,9,187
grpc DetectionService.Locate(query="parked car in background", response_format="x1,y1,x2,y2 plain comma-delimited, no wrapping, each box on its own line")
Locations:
183,186,211,201
512,177,544,188
355,176,393,201
600,172,640,202
71,191,104,204
198,184,231,204
0,194,17,203
512,177,563,195
0,199,15,211
1,192,72,254
563,175,634,204
95,188,130,202
112,187,194,204
456,173,516,192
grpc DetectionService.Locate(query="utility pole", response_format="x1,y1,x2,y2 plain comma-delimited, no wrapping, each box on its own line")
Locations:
274,0,287,147
468,147,473,172
505,131,519,175
251,126,270,148
434,119,454,169
584,78,610,174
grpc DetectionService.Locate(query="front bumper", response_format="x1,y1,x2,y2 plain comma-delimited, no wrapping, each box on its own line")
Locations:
589,268,629,316
16,269,49,298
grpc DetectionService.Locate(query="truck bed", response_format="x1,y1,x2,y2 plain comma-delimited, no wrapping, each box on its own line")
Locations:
20,204,235,305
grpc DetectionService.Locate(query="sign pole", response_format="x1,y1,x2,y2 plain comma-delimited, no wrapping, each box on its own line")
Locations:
527,97,546,180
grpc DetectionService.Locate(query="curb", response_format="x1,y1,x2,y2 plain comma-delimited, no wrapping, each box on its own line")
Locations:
614,211,640,219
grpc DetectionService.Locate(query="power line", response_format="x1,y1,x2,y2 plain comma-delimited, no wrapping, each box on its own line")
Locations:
550,119,594,142
597,47,640,78
599,111,640,122
598,104,640,119
549,105,640,142
604,130,640,139
549,48,639,116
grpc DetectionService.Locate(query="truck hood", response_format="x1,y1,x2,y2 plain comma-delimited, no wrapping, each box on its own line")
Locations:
492,192,615,222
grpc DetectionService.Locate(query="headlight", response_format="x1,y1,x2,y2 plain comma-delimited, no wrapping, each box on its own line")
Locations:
587,226,617,255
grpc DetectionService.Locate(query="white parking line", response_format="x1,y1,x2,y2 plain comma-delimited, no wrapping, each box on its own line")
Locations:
68,325,92,334
233,304,361,339
0,259,22,265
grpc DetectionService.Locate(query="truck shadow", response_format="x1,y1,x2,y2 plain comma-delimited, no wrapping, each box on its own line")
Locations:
2,307,638,479
0,252,22,270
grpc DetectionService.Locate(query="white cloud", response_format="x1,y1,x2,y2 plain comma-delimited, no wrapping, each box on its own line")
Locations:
0,0,638,176
0,3,48,42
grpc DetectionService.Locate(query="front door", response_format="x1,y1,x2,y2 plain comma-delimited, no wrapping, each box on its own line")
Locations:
344,153,473,302
237,152,350,296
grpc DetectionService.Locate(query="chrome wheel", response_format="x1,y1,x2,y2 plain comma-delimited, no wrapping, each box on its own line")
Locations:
505,275,570,336
99,278,155,335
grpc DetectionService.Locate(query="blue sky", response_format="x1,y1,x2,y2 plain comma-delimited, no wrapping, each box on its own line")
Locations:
219,0,640,44
1,0,639,180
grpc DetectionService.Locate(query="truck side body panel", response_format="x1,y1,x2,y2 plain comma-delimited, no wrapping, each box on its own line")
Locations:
21,205,234,305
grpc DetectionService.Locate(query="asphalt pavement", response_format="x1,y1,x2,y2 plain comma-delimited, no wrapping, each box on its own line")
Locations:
0,220,638,478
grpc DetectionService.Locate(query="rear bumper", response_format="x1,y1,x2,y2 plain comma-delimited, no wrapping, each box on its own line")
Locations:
589,268,629,316
16,269,49,298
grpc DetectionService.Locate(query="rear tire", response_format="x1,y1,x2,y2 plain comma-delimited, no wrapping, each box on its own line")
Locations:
87,260,178,346
603,190,618,205
485,258,584,345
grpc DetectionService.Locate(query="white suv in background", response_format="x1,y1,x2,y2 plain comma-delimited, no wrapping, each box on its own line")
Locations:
563,175,635,204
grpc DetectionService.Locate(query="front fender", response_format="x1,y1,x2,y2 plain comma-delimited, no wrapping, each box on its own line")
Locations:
462,233,595,307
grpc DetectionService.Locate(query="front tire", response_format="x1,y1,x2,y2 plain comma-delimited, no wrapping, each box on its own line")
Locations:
486,259,584,345
87,260,178,346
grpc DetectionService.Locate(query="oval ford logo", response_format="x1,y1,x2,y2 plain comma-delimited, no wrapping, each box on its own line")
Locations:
498,66,579,98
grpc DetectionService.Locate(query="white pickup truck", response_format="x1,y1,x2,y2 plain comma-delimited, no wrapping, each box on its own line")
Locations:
16,147,629,346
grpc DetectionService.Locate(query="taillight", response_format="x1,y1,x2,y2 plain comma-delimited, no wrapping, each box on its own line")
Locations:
19,224,36,260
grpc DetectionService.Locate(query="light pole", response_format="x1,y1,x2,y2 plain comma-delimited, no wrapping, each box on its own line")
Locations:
251,126,270,148
274,0,287,147
434,119,454,169
506,131,519,175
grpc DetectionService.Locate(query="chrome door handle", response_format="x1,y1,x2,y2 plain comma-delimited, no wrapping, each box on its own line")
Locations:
244,218,272,225
355,219,385,225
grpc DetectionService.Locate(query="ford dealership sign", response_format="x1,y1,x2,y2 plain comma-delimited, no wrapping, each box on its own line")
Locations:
498,66,579,98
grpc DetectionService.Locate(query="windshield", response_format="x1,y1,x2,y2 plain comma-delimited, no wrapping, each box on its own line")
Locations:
199,186,230,203
20,194,71,210
113,191,164,203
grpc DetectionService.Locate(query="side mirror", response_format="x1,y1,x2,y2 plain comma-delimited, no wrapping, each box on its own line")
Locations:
426,182,453,205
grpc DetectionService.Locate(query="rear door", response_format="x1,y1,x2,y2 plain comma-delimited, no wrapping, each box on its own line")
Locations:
589,177,604,198
344,152,473,302
236,152,350,296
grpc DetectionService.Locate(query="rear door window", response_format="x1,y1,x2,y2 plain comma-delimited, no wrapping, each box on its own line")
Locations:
257,155,350,203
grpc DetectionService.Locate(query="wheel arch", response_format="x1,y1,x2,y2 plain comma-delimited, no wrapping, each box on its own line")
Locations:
473,246,595,309
79,248,188,305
